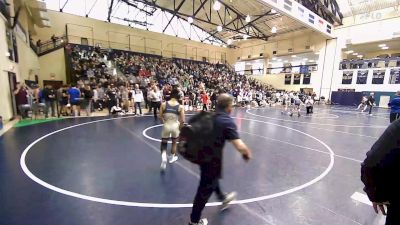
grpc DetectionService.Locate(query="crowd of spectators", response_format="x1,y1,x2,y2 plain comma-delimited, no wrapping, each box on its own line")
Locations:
16,44,317,119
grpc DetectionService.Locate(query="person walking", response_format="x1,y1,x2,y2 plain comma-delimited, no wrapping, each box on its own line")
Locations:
159,89,185,171
361,119,400,225
189,93,252,225
388,91,400,123
133,84,144,116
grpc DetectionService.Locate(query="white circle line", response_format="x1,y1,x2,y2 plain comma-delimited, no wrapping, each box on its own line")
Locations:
246,109,386,128
20,115,335,208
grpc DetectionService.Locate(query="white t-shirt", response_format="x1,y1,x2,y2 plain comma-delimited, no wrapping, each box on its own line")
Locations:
134,89,144,103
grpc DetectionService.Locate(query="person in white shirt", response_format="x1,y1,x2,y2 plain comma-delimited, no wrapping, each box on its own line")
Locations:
133,84,144,115
149,85,162,120
305,96,314,115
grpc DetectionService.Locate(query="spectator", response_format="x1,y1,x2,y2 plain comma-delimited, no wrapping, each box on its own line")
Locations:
189,94,252,225
58,85,69,116
133,84,144,115
82,85,93,116
361,119,400,225
200,91,209,111
13,82,29,118
149,85,162,120
42,84,57,118
388,91,400,123
68,84,81,116
51,34,57,48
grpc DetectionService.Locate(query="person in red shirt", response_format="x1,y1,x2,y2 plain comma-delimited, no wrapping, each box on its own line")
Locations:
201,91,209,111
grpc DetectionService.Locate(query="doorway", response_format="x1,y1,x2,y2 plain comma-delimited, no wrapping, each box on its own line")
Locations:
8,72,17,120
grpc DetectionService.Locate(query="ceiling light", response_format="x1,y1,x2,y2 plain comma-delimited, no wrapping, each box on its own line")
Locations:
382,46,389,50
291,55,297,58
187,17,193,24
217,25,222,32
352,52,358,55
357,55,363,58
227,39,233,45
378,44,386,47
271,26,277,33
345,50,354,54
309,60,315,62
277,59,282,62
245,15,251,23
303,58,308,61
271,9,276,13
243,34,248,40
284,60,289,63
213,1,221,11
315,52,319,55
272,57,277,60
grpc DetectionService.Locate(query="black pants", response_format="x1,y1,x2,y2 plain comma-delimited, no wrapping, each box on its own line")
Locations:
45,100,56,117
211,100,217,110
190,164,224,223
386,203,400,225
306,106,313,114
108,99,117,114
135,102,142,115
152,101,161,119
368,105,373,114
390,113,400,123
202,103,208,111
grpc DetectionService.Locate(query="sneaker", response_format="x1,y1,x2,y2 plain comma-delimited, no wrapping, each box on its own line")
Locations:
221,192,237,211
169,155,178,163
189,218,208,225
160,152,167,172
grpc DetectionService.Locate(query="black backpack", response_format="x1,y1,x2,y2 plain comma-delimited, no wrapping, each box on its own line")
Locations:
178,111,215,164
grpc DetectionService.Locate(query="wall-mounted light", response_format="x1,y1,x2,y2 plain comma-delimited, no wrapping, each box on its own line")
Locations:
217,25,222,32
245,15,251,23
227,39,233,45
271,26,277,33
213,1,221,11
188,17,193,24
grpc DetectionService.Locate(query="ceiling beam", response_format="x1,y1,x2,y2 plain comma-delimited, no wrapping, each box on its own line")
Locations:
162,0,187,32
107,0,115,22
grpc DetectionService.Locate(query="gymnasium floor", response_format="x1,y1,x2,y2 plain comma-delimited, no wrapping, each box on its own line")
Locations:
0,105,390,225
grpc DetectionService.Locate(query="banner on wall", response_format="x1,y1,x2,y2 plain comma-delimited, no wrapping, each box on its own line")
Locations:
389,68,400,84
356,70,368,84
299,65,309,74
342,71,353,84
372,69,385,84
293,74,301,85
303,73,311,84
285,74,292,85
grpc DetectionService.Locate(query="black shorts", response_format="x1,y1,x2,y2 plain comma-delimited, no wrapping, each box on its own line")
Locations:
71,101,80,106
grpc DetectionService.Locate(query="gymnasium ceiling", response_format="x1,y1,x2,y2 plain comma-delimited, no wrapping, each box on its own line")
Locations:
46,0,338,46
336,0,400,17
